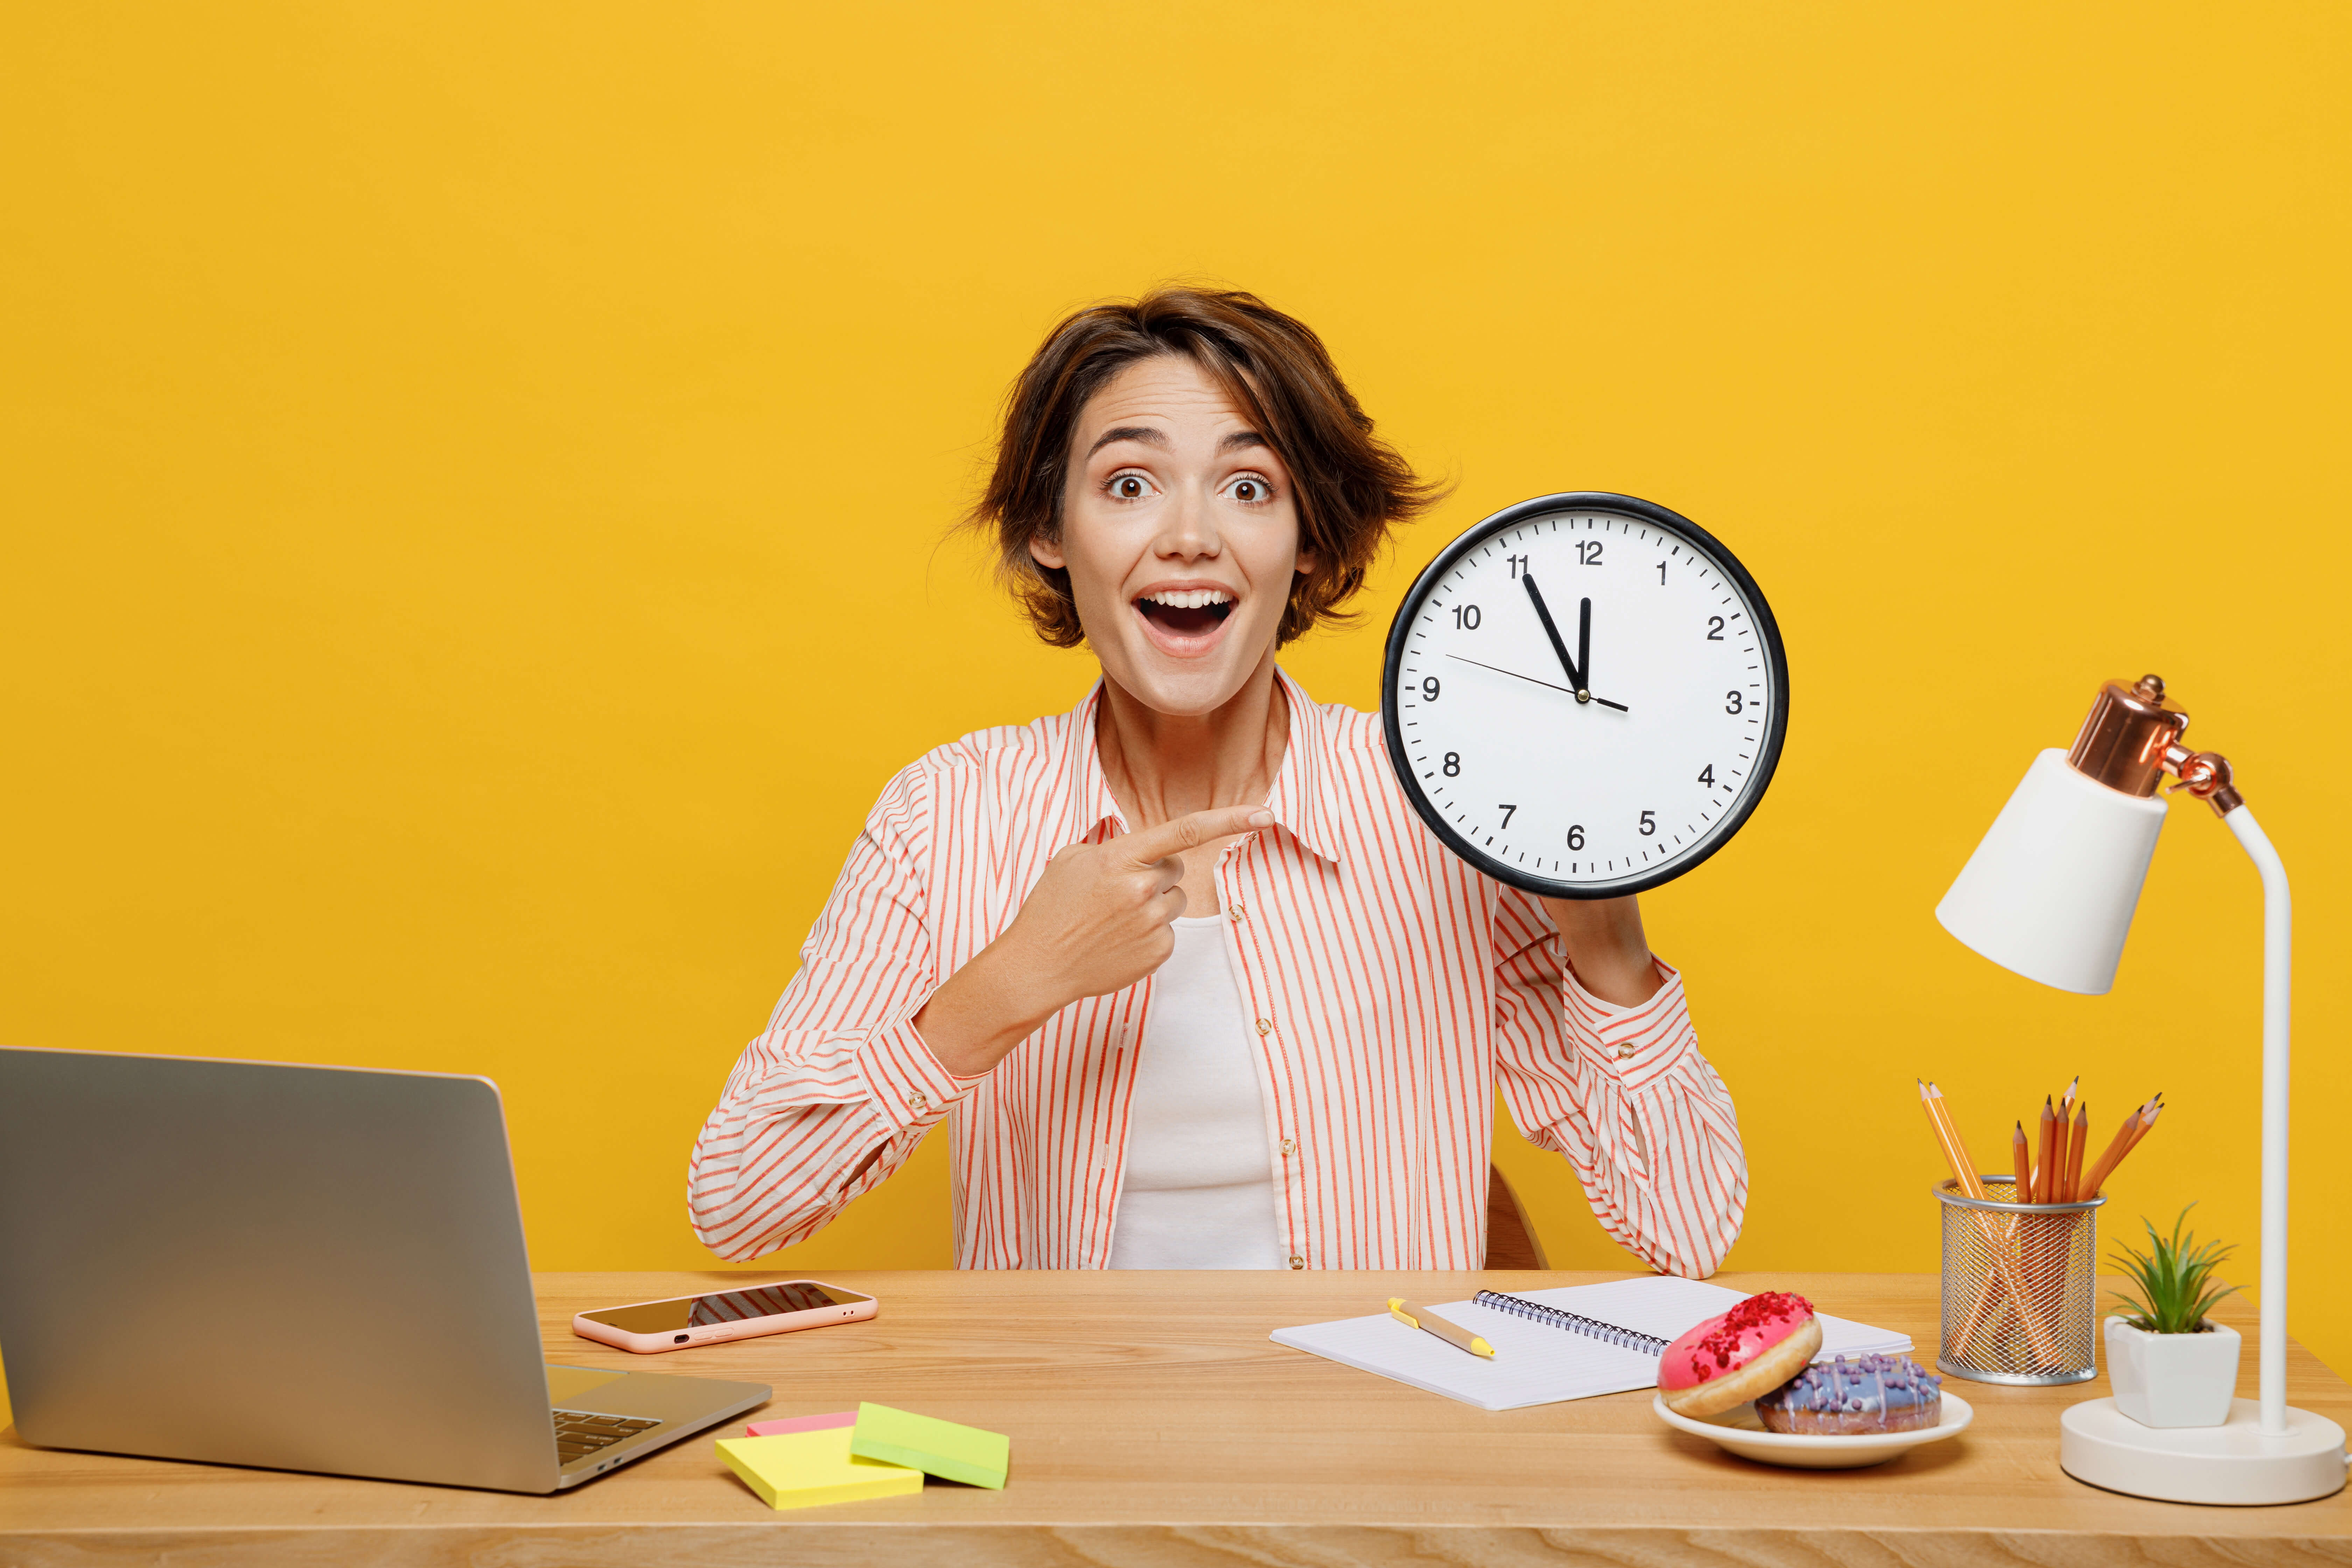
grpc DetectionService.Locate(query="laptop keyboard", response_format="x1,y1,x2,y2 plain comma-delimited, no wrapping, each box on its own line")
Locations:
554,1409,662,1464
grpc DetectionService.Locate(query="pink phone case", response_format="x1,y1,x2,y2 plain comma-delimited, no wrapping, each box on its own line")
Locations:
570,1278,878,1354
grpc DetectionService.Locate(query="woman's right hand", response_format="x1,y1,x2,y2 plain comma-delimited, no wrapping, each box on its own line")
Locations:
913,804,1273,1077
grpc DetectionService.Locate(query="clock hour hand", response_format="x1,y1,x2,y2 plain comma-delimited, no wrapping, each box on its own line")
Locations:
1444,654,1630,712
1520,574,1588,700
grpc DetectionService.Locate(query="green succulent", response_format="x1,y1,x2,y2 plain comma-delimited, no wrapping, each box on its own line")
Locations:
2109,1205,2241,1335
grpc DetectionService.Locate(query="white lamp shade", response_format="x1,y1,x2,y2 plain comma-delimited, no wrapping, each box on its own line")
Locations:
1935,748,2168,995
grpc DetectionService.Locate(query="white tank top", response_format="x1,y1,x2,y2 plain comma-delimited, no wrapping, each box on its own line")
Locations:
1106,916,1287,1268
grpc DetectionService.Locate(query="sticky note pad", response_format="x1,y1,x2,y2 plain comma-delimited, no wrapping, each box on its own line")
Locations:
849,1402,1009,1490
745,1410,857,1437
715,1429,923,1511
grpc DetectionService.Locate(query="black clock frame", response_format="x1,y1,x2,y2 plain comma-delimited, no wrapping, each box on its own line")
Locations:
1379,492,1790,900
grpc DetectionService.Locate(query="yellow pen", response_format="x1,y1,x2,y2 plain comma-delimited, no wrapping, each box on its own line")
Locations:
1387,1297,1496,1359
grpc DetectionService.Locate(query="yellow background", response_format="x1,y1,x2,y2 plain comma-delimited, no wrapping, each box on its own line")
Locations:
5,0,2349,1421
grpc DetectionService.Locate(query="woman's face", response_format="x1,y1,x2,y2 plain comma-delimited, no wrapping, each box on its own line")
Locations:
1031,354,1316,717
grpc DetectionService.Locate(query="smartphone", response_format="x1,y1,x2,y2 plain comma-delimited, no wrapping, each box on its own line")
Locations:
571,1278,878,1354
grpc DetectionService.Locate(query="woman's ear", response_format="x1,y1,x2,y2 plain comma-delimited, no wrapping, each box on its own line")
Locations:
1028,532,1067,571
1294,543,1320,578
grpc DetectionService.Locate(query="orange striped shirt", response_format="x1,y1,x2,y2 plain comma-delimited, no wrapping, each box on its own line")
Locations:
689,672,1746,1275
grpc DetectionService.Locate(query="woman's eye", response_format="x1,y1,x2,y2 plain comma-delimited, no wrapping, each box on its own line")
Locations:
1224,476,1272,504
1107,472,1154,500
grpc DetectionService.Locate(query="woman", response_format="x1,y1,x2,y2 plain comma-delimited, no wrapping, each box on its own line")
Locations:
690,287,1745,1274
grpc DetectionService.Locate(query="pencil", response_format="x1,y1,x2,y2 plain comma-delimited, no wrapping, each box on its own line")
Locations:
2077,1096,2155,1198
2053,1097,2077,1199
2034,1097,2058,1203
2062,1103,2089,1202
1919,1080,1967,1191
2125,1099,2165,1155
2010,1121,2031,1200
1948,1100,2062,1364
1925,1082,1987,1199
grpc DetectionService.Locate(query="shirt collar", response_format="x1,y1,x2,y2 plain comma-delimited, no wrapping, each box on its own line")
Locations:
1062,668,1345,866
1264,667,1346,865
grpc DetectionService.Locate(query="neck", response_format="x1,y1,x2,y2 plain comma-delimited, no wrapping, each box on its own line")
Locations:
1095,649,1288,831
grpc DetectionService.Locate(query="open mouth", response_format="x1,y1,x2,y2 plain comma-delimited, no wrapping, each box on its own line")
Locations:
1134,588,1237,639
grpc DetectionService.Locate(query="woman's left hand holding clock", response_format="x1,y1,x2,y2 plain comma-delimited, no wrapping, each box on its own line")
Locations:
1541,895,1663,1007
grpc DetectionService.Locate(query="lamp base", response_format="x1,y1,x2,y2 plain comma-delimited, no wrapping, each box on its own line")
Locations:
2060,1398,2346,1505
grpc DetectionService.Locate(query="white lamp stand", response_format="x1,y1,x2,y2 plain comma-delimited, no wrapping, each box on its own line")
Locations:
1938,675,2345,1505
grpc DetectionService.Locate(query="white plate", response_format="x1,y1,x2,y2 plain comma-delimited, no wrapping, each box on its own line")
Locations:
1651,1390,1974,1469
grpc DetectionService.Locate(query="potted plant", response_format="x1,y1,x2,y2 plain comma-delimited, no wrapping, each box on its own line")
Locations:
2104,1206,2243,1428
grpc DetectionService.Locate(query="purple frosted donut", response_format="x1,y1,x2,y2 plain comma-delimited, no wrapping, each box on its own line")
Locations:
1755,1353,1942,1435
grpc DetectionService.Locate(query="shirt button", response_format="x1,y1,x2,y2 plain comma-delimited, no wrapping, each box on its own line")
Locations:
1616,1045,1636,1060
1255,1019,1272,1036
1288,1256,1306,1270
1230,902,1247,922
1280,1138,1296,1156
909,1091,930,1113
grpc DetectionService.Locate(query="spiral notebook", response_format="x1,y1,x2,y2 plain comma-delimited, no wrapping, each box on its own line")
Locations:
1270,1277,1912,1411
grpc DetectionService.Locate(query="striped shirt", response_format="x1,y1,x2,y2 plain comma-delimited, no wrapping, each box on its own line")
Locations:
689,671,1746,1275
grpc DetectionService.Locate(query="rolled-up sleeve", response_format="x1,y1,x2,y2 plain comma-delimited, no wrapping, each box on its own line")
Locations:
687,765,983,1261
1489,892,1748,1278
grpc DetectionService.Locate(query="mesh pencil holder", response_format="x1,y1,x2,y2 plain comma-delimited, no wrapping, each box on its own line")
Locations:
1934,1175,2104,1386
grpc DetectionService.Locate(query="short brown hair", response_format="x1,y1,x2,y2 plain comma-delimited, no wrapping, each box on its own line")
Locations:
972,286,1444,649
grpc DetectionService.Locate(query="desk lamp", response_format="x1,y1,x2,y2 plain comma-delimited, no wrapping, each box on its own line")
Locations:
1935,675,2346,1505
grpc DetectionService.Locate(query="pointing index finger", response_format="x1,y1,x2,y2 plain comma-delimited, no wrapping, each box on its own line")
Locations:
1112,806,1276,867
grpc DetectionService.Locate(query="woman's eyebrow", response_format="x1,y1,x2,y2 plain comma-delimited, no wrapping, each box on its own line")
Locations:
1086,425,1166,457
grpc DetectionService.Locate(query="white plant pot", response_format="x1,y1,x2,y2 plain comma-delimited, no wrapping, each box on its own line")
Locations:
2104,1315,2241,1429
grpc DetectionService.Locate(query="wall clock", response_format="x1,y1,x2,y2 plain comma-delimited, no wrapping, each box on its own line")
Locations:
1380,492,1788,899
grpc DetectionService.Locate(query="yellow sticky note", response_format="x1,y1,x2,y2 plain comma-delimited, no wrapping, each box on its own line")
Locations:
716,1429,923,1511
850,1402,1010,1490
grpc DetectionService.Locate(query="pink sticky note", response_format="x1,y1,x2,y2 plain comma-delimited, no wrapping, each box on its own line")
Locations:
745,1410,859,1438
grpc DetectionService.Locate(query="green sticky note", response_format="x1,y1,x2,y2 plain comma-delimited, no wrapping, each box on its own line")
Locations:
715,1430,923,1511
849,1402,1010,1490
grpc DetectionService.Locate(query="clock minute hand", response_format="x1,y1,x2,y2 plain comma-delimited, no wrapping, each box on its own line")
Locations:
1570,595,1629,709
1578,595,1592,697
1520,574,1589,700
1568,595,1631,710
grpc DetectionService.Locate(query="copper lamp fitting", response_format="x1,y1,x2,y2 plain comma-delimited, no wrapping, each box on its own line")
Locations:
2167,748,2246,816
2064,674,2244,816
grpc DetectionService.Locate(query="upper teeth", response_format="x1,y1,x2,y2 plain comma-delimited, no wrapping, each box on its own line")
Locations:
1142,589,1234,609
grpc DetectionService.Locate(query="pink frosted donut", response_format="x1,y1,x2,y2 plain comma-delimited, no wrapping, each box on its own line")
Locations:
1657,1292,1823,1418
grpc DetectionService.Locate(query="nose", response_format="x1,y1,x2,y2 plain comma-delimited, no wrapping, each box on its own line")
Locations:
1154,480,1223,563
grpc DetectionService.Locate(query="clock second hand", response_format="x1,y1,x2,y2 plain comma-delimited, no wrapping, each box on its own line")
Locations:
1444,653,1630,713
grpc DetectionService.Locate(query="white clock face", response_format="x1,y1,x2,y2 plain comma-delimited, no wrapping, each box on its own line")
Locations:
1382,495,1787,898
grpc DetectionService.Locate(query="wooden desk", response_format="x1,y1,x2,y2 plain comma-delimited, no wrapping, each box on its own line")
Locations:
5,1270,2348,1564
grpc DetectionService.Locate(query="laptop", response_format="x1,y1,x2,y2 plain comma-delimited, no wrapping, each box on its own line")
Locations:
0,1046,768,1492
